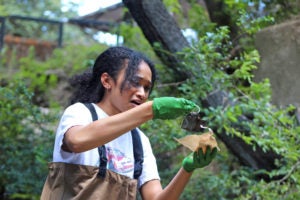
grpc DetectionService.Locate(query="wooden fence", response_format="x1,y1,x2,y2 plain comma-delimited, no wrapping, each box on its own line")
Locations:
3,34,57,62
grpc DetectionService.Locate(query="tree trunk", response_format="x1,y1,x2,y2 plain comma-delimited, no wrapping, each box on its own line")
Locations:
122,0,190,81
123,0,281,178
203,0,239,39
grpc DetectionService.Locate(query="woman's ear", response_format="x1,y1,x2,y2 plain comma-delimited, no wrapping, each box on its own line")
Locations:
100,72,112,89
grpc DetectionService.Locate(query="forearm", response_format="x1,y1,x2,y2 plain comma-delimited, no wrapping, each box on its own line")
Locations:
65,101,153,152
157,168,192,200
140,168,192,200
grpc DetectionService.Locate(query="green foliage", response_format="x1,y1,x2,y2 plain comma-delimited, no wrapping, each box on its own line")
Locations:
163,0,182,15
164,23,300,199
237,10,275,35
0,43,107,106
117,22,158,59
120,5,300,197
117,20,174,87
1,0,65,41
1,0,63,17
0,42,108,198
187,3,216,37
251,0,300,22
130,2,300,197
1,0,300,199
0,81,58,199
1,0,93,45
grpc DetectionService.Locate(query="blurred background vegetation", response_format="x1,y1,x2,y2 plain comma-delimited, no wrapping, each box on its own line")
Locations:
0,0,300,199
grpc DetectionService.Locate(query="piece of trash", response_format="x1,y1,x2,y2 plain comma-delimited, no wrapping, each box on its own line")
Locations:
175,131,220,153
181,112,207,132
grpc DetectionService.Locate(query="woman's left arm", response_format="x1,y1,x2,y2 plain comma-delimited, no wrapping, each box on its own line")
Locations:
140,147,218,200
140,168,192,200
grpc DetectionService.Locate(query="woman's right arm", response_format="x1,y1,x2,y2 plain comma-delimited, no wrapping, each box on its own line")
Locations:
64,97,197,153
64,101,154,153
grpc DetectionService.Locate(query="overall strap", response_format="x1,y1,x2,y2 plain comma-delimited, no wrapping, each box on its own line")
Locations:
84,103,98,121
83,103,144,180
83,103,107,178
131,128,144,179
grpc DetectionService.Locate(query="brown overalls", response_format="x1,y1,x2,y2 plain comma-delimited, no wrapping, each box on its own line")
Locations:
40,162,138,200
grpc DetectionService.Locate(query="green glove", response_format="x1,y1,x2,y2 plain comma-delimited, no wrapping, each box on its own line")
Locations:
152,97,198,119
182,146,218,173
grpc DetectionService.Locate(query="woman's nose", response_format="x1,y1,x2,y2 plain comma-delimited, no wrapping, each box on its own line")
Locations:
136,86,147,99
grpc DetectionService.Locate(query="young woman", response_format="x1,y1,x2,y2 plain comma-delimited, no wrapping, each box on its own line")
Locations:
41,46,217,200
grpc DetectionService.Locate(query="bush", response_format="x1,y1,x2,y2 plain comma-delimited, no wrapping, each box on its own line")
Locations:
0,82,58,199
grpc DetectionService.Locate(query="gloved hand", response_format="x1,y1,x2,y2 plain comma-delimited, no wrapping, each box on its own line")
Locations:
182,146,218,173
152,97,199,119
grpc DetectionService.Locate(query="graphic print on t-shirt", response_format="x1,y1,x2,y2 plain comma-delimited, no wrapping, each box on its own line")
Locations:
106,147,134,173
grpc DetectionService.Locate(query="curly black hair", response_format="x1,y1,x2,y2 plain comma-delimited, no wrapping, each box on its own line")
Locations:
69,46,156,105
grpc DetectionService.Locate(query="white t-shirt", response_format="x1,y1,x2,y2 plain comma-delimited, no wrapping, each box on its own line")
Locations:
52,102,160,188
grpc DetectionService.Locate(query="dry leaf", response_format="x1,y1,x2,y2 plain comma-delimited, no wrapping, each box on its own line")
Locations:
175,132,220,153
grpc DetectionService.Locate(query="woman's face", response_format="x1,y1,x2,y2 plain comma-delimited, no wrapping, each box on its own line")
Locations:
102,61,152,115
